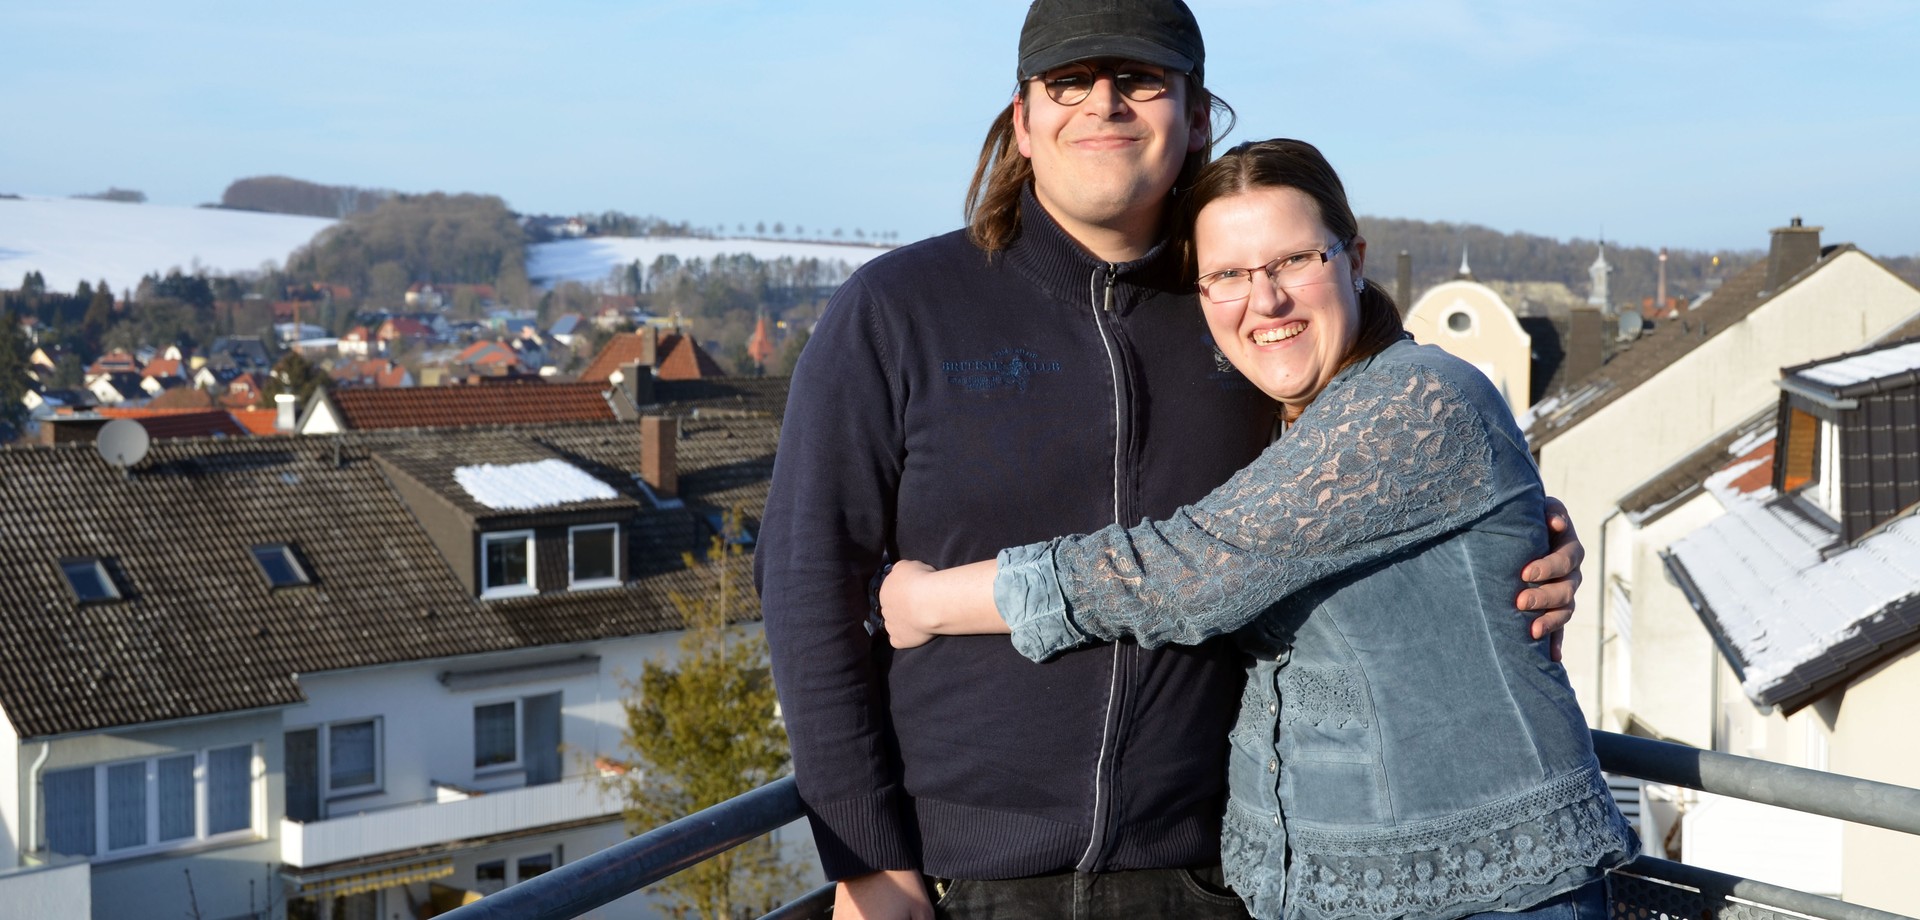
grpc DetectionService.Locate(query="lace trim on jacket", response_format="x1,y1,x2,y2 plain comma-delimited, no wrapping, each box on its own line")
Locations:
1284,765,1639,920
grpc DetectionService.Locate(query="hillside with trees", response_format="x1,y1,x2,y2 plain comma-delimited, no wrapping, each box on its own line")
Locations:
1356,216,1766,312
220,175,393,219
283,192,533,308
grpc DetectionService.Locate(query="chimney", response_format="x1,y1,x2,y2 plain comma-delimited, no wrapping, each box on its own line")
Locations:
1564,307,1605,385
640,415,677,498
637,327,660,368
275,393,298,432
1656,247,1668,317
1765,216,1823,293
1396,250,1412,315
613,361,655,416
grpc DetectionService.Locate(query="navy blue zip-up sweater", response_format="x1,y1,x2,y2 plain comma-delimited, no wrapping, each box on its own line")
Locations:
756,191,1276,881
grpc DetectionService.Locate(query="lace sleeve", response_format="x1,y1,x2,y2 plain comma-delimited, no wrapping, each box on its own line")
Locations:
996,364,1503,660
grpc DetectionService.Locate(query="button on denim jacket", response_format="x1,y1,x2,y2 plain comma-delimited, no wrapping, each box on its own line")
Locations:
995,340,1639,920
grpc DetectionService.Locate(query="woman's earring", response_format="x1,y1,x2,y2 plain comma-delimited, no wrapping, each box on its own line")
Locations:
1353,278,1365,294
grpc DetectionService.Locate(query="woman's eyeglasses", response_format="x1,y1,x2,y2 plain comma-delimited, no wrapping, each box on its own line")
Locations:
1197,239,1352,304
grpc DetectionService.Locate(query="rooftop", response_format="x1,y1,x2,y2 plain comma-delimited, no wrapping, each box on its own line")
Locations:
0,398,783,739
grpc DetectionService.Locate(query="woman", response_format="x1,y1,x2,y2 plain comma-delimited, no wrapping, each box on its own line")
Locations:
880,138,1639,920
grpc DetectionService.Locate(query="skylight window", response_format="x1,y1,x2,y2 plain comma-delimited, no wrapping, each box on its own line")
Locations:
251,544,311,588
60,559,120,603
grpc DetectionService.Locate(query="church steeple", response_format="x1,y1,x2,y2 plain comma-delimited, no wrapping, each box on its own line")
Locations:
1456,243,1475,281
1587,238,1613,314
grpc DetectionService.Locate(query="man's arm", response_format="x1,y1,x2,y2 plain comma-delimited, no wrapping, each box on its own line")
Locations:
1519,496,1583,661
755,277,920,882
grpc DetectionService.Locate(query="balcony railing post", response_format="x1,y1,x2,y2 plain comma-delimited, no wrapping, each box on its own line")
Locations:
436,776,807,920
1593,731,1920,837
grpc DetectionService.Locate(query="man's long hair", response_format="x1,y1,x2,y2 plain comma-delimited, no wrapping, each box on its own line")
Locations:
963,75,1235,253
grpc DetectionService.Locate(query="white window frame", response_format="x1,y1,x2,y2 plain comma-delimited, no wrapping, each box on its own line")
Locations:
46,743,260,863
322,718,384,799
567,524,621,590
473,699,523,773
480,530,537,599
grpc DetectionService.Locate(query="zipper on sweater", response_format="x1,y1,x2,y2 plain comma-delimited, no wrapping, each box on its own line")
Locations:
1079,263,1126,872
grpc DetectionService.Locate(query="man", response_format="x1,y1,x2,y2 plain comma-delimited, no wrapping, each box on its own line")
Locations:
756,2,1583,917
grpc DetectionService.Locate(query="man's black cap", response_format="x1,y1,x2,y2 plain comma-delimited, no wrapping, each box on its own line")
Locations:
1017,0,1205,80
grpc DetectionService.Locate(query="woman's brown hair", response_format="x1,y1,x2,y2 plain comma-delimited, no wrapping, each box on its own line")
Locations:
1183,138,1405,416
963,75,1235,254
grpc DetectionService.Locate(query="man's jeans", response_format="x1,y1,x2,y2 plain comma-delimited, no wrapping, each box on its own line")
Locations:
931,865,1249,920
1459,878,1610,920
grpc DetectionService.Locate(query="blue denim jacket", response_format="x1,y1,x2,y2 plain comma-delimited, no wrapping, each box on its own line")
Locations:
994,339,1639,920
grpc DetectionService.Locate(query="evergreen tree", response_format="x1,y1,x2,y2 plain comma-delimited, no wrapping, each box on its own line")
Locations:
773,327,809,377
0,308,29,439
602,515,801,920
259,351,331,409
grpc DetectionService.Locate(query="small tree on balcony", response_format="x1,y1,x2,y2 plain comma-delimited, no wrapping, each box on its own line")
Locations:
603,511,801,920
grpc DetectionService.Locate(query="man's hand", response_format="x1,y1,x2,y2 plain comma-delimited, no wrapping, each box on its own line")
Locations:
1518,496,1584,662
878,561,940,649
835,868,934,920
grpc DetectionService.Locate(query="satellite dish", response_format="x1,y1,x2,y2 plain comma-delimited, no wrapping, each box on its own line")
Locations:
96,418,151,473
1617,310,1645,342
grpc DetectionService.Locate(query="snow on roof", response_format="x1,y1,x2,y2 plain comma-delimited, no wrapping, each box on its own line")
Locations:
1795,340,1920,388
453,459,619,510
1671,460,1920,708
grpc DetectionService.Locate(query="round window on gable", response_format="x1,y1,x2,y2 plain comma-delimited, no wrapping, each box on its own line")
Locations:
1446,311,1473,333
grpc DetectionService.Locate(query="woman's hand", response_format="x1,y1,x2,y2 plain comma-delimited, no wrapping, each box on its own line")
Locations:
878,561,940,649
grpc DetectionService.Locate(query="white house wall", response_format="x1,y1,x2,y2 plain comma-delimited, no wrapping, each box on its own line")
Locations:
1624,493,1726,749
1828,646,1920,917
1405,281,1532,418
0,702,18,868
59,710,285,920
289,630,687,812
1539,251,1920,726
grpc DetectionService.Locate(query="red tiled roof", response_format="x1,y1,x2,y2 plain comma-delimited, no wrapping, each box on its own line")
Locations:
143,357,184,378
656,334,726,381
323,382,618,430
380,318,434,339
456,340,519,367
580,331,725,382
148,387,217,410
230,409,281,436
579,332,655,383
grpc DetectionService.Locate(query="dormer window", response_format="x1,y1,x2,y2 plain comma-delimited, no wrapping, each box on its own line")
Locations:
481,531,536,599
568,524,620,590
250,544,311,588
60,559,120,603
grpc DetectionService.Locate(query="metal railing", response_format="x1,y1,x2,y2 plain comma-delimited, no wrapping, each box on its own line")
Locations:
439,732,1920,920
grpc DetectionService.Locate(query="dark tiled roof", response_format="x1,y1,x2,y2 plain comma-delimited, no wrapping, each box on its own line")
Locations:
650,376,792,420
96,408,253,440
0,406,780,739
321,382,620,430
1618,408,1776,522
1526,256,1778,447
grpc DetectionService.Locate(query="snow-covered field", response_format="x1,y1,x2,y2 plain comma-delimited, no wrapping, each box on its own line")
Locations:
0,196,336,295
0,195,895,297
528,236,890,288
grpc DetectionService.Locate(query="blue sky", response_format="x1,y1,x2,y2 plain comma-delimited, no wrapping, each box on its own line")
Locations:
4,1,1916,256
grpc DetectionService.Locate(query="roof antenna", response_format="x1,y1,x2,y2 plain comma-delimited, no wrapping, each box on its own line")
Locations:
96,418,151,481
